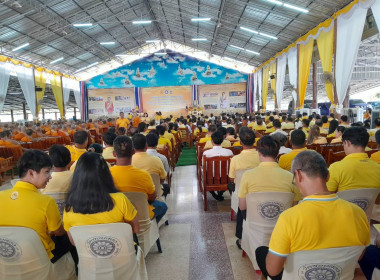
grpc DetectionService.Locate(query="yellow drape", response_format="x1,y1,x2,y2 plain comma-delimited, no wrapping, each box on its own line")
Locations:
262,67,270,111
34,70,46,116
298,39,314,108
317,27,334,104
50,74,64,117
269,62,277,103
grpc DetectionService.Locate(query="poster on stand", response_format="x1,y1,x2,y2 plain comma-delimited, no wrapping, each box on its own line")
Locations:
199,83,246,114
88,88,135,119
142,86,191,117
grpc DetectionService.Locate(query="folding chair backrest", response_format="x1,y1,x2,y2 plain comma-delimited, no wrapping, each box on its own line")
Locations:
123,192,150,224
70,223,141,280
337,188,380,219
235,169,252,194
0,226,75,280
282,246,365,280
43,192,68,217
150,173,163,198
246,192,294,226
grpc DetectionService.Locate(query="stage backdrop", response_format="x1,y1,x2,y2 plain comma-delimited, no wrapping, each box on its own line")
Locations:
199,83,247,115
87,88,135,119
86,50,247,89
142,86,191,117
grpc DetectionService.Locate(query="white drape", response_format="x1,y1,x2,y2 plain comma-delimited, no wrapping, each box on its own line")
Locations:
72,81,82,119
253,72,258,111
276,54,287,109
257,69,262,109
287,47,298,102
14,64,36,118
0,62,11,114
62,77,72,112
335,1,372,104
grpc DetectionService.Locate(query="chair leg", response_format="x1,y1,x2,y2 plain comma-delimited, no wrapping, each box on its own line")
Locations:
156,238,163,253
231,210,235,221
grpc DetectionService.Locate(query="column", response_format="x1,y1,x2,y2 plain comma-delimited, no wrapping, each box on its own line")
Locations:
312,62,317,109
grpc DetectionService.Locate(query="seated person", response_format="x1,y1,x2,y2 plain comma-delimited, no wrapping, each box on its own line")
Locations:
156,125,172,151
270,120,287,137
237,136,302,249
256,151,370,280
331,126,345,144
281,117,295,130
42,145,73,193
0,131,21,147
327,126,380,192
204,127,231,149
110,136,168,223
321,115,329,129
65,130,88,161
21,129,38,142
137,122,147,135
271,132,292,155
278,130,307,171
199,124,216,144
203,130,233,201
131,134,167,181
252,118,267,131
117,127,126,136
340,115,351,127
0,150,75,263
327,119,339,138
226,127,239,142
146,133,170,175
102,132,117,160
315,119,328,134
147,120,156,130
193,121,208,137
371,130,380,164
63,152,139,241
359,232,380,280
307,125,327,145
162,123,176,145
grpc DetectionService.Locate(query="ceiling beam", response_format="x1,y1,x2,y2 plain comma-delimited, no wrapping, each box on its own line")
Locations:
209,0,227,57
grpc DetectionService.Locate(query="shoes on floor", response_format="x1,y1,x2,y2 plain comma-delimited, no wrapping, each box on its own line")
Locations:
236,239,242,250
210,191,224,201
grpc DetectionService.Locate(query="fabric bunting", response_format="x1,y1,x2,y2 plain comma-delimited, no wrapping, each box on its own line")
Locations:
191,85,199,104
246,73,254,113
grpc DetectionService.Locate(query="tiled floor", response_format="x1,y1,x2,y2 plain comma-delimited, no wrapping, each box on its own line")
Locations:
145,165,367,280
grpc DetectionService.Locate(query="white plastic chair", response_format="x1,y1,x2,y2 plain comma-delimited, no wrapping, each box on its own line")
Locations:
150,173,169,228
124,192,162,257
70,223,147,280
280,246,365,280
10,179,19,186
43,192,68,217
372,204,380,222
0,226,76,280
241,192,294,269
231,168,252,217
337,188,380,220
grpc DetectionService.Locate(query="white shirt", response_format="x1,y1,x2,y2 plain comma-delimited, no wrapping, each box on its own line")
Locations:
203,146,233,158
270,129,288,137
279,146,292,155
146,149,170,174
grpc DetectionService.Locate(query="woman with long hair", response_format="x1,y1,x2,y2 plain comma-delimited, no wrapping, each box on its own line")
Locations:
307,125,327,145
327,119,339,138
63,152,139,243
331,126,345,143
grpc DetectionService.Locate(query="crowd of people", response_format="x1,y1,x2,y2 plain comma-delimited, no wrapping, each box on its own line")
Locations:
0,109,380,279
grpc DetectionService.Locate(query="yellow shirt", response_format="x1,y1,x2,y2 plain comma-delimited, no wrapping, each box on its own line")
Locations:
322,123,329,128
0,181,62,259
251,125,267,131
331,136,342,144
164,131,176,145
199,136,211,144
264,127,276,133
158,136,172,151
116,118,130,128
312,137,327,144
269,194,370,256
228,149,260,179
132,152,167,179
327,153,380,192
371,151,380,164
204,139,231,150
193,127,208,136
238,162,301,201
248,122,256,128
278,147,308,171
65,145,87,161
41,171,73,193
281,122,295,129
63,193,137,231
110,165,155,219
103,147,116,159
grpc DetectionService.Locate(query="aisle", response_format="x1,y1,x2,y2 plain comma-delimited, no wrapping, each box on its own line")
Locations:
145,165,367,280
145,165,257,280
